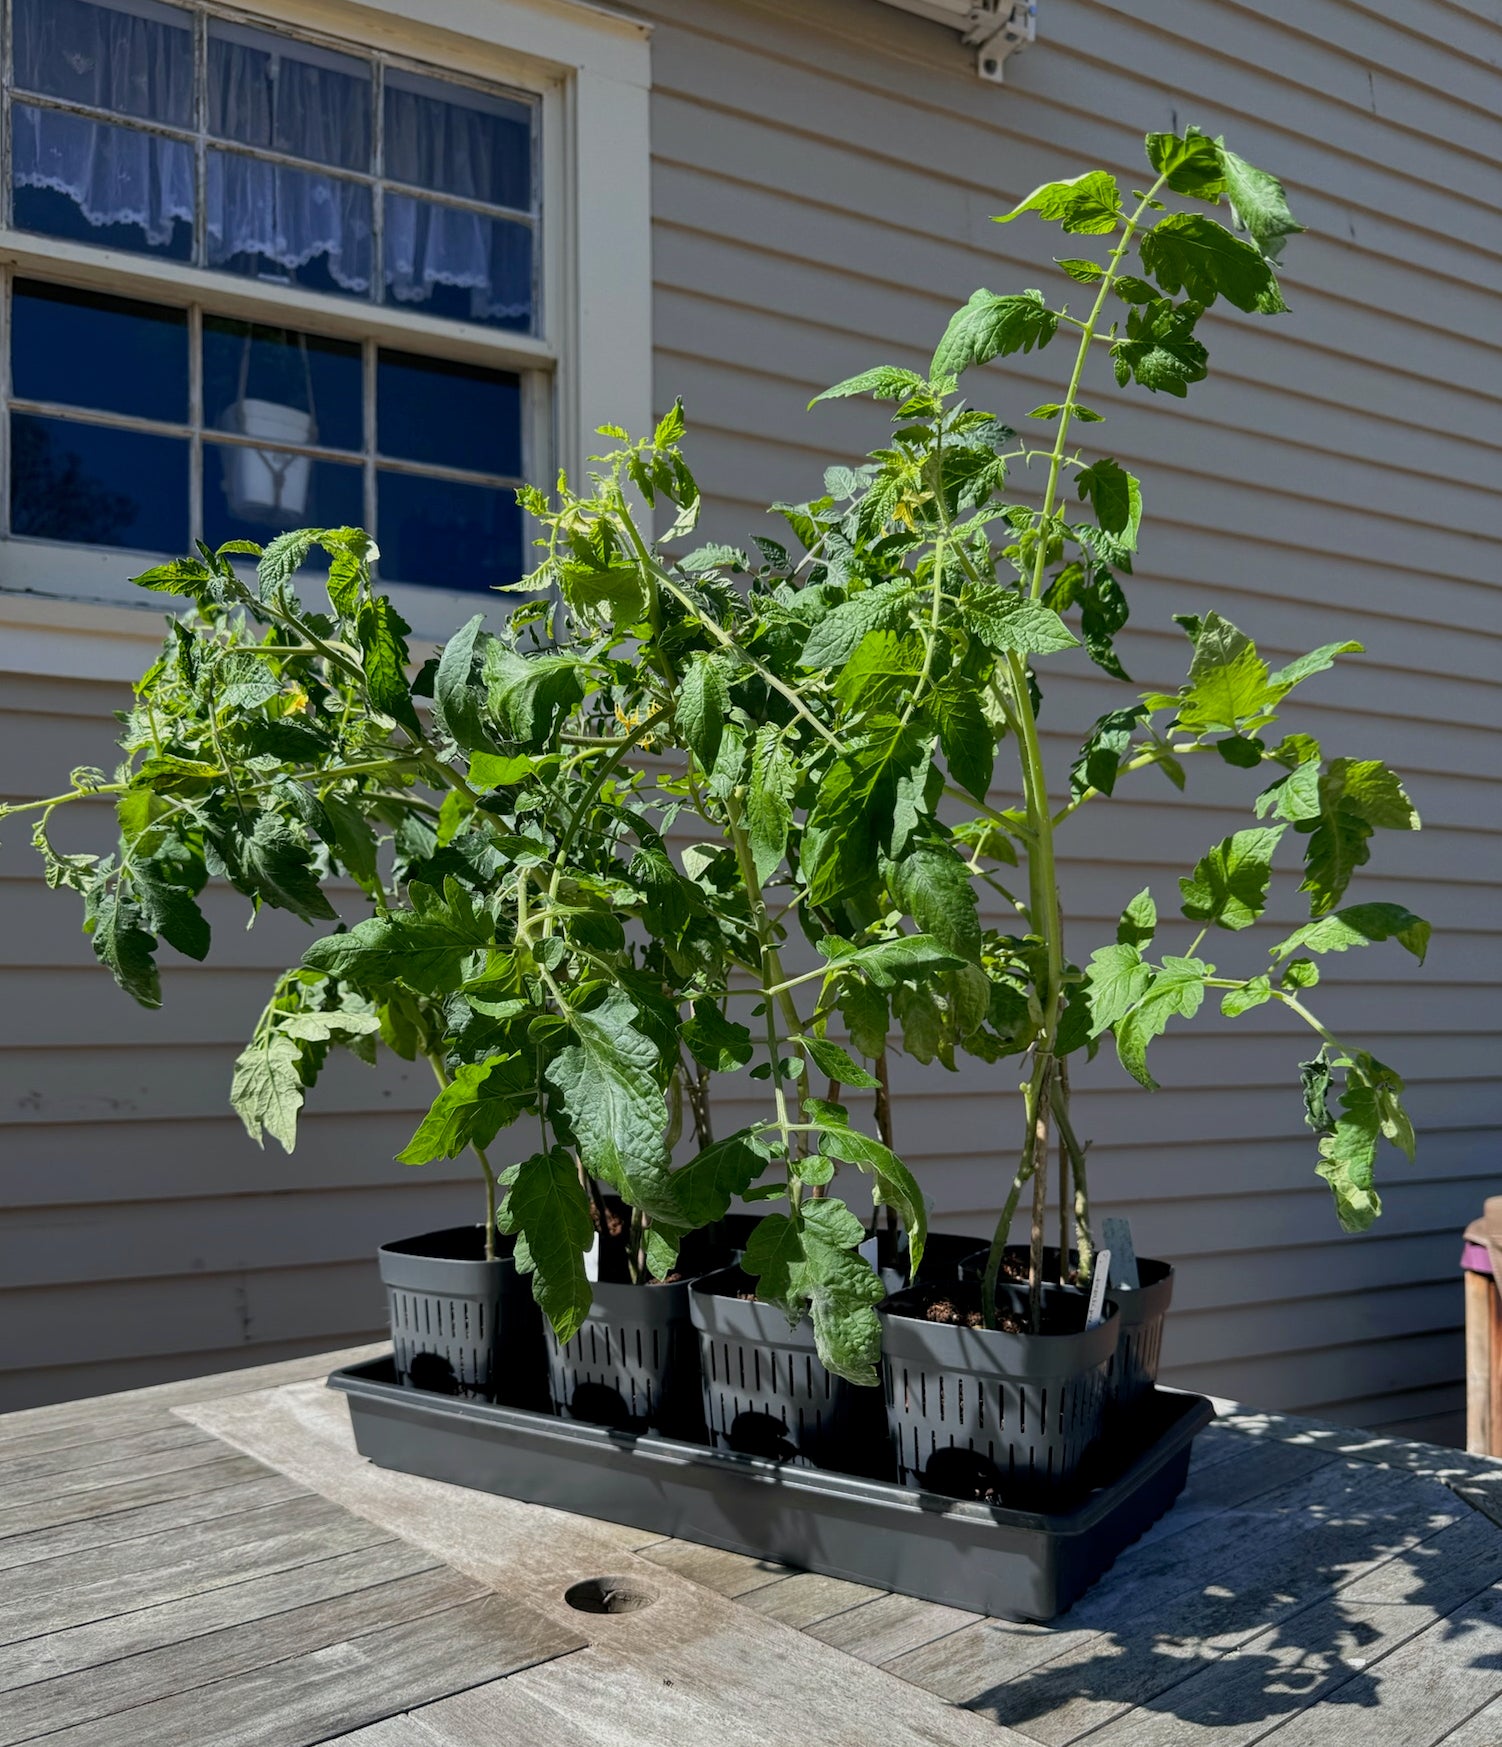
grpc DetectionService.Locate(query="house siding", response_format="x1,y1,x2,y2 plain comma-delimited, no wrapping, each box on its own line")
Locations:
2,0,1499,1437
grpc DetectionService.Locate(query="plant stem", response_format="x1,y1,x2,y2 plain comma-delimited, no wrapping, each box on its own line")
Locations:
545,706,671,923
725,790,808,1202
1026,1062,1054,1333
427,1053,498,1259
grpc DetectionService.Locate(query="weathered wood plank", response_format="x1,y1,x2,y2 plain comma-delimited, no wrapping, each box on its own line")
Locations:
0,1345,385,1453
1085,1507,1502,1745
0,1446,279,1544
0,1470,304,1569
885,1454,1462,1725
807,1593,983,1665
0,1493,393,1644
1256,1587,1502,1746
635,1538,796,1598
0,1566,490,1746
0,1539,438,1695
923,1464,1467,1745
741,1571,887,1630
32,1594,581,1747
3,1422,214,1485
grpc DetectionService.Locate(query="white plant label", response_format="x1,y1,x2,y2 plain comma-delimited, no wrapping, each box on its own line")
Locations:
584,1233,600,1283
1085,1249,1112,1329
1101,1217,1140,1289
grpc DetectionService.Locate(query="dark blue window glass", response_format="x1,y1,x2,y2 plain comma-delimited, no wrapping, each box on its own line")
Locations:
383,196,532,332
203,319,363,453
14,0,194,128
12,281,188,424
377,350,521,478
377,471,521,592
204,443,363,548
11,415,187,550
209,21,372,174
12,106,193,261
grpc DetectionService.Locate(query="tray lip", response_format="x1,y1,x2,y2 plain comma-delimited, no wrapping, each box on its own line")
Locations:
328,1356,1213,1538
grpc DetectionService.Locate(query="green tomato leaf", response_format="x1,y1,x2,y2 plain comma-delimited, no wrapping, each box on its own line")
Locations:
670,1129,774,1226
681,1001,754,1072
997,171,1123,235
932,677,995,802
798,1034,881,1090
1145,125,1226,199
1300,1055,1335,1134
959,583,1077,656
1084,941,1152,1037
1076,459,1143,552
930,288,1059,378
397,1055,531,1164
798,581,916,670
498,1148,595,1343
1111,296,1209,398
231,1030,304,1151
748,724,797,884
1221,976,1272,1017
1215,139,1303,262
1172,612,1275,735
884,844,982,963
237,814,339,924
546,988,676,1221
1117,887,1157,950
677,652,729,774
813,1127,927,1280
1316,1078,1384,1233
433,614,497,756
810,366,927,406
836,932,966,990
1140,213,1288,315
357,596,421,737
1114,956,1209,1090
303,877,492,995
85,887,161,1008
483,646,587,751
1179,825,1286,931
1273,903,1430,965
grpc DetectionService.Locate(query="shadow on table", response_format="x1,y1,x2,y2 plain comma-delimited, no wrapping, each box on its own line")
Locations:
905,1437,1502,1739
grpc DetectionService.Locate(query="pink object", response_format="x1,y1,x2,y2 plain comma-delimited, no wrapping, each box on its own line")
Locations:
1462,1240,1494,1276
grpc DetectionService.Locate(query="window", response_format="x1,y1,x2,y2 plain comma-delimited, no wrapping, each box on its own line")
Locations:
0,0,651,634
8,279,524,590
8,0,538,329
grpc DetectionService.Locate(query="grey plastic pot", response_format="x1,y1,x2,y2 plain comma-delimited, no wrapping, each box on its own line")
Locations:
960,1244,1175,1414
689,1266,891,1478
879,1282,1119,1502
377,1225,546,1409
545,1276,708,1440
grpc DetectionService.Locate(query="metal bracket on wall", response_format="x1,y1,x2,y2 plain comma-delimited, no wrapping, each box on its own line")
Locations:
966,0,1037,82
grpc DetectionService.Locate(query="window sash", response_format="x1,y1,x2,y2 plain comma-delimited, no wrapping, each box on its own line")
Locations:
1,0,544,329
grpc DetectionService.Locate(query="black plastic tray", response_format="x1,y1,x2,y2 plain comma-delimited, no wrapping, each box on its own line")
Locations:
329,1358,1213,1621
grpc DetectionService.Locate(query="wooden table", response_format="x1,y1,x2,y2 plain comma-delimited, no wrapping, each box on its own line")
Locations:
5,1346,1502,1746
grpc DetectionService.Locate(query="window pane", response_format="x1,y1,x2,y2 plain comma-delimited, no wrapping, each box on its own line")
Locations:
208,21,372,174
378,471,521,592
11,414,187,550
205,442,363,545
203,318,363,453
12,281,188,424
14,0,193,129
12,105,193,260
383,195,532,331
207,151,373,298
377,350,521,477
384,70,531,211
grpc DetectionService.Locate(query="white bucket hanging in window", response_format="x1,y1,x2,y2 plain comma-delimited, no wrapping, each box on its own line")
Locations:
220,328,317,523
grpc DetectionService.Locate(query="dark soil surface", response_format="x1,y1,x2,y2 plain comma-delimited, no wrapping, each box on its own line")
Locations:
891,1281,1082,1338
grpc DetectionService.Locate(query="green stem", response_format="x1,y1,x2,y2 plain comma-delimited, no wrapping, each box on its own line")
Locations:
428,1052,497,1258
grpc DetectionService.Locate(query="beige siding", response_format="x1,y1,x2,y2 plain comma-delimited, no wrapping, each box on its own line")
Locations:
3,0,1499,1438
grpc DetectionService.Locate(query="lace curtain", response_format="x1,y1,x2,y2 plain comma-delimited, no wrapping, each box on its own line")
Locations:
11,0,532,323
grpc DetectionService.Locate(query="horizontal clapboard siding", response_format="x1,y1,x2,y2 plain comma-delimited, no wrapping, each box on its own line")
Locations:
2,0,1499,1441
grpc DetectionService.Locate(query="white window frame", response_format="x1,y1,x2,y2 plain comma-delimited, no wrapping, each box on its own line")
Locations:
0,0,652,661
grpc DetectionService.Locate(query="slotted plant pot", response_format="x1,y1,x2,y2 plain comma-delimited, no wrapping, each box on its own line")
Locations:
378,1226,546,1409
880,1281,1118,1504
689,1265,891,1478
543,1206,746,1441
962,1245,1175,1415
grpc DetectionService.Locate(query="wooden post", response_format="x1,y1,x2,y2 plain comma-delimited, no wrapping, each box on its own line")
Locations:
1465,1268,1494,1455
